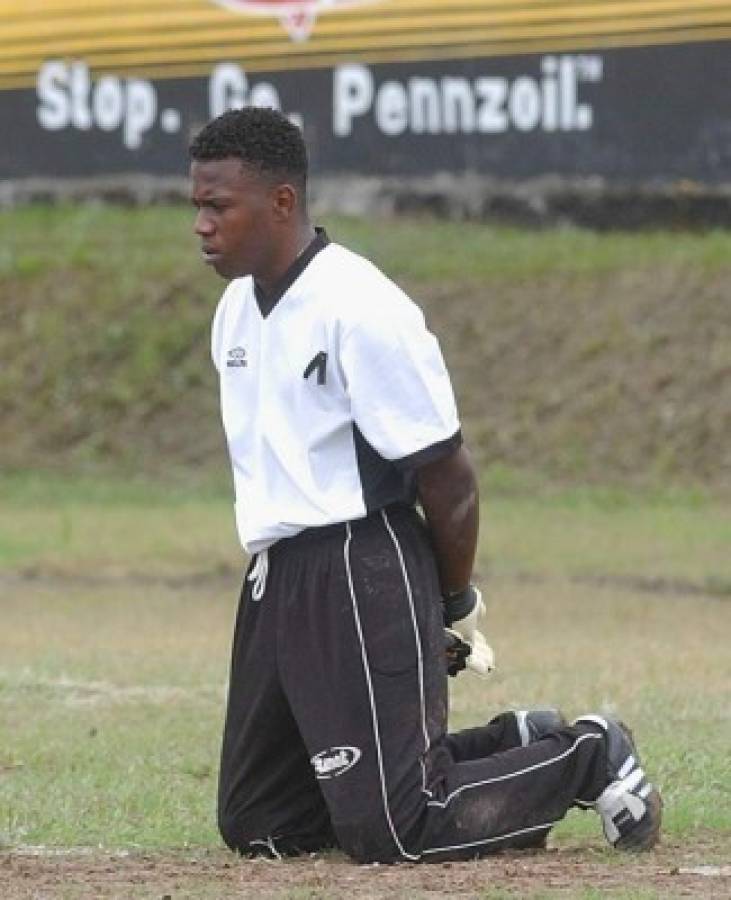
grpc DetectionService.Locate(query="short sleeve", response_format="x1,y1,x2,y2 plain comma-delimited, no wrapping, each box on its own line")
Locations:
341,290,461,469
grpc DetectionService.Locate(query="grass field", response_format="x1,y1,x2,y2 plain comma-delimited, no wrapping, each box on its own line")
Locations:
1,207,729,895
1,473,730,897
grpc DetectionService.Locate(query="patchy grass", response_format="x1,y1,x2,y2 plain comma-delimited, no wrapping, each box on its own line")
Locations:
1,471,728,589
1,474,729,898
2,573,729,851
1,474,729,857
4,205,731,283
1,203,729,894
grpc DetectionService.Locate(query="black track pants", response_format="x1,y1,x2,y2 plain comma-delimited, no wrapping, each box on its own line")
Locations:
217,505,608,863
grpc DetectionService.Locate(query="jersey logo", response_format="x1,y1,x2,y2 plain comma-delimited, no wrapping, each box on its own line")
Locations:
311,746,361,779
303,351,327,385
226,346,248,368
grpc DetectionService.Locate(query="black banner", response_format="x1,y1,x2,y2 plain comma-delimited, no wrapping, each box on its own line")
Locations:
1,41,730,183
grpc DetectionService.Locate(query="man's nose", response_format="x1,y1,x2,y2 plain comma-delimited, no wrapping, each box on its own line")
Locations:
194,210,214,236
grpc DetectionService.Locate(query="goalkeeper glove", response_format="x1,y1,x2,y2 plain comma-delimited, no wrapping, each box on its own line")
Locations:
443,584,495,678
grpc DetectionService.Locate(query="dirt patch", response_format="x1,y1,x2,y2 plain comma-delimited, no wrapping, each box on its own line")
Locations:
2,842,730,899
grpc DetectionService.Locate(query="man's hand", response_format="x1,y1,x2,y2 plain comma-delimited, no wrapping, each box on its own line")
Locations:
443,584,495,678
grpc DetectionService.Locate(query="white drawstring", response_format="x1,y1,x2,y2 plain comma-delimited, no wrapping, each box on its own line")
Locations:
248,835,282,860
247,549,269,601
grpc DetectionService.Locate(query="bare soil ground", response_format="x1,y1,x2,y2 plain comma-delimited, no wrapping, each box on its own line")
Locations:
3,840,731,899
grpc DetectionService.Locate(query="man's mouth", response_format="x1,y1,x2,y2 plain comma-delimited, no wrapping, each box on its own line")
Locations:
201,247,222,264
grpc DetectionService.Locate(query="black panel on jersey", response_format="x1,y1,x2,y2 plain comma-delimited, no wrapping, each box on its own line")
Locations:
254,228,329,318
393,429,463,471
352,425,417,513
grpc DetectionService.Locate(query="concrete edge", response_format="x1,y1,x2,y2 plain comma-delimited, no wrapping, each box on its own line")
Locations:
3,173,731,229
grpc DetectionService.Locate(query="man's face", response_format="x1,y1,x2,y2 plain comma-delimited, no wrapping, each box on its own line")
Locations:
190,157,277,280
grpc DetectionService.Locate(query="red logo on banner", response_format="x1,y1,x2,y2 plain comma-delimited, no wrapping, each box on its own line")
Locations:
212,0,376,42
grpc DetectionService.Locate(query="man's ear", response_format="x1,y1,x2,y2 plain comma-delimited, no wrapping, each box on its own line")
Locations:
271,183,298,222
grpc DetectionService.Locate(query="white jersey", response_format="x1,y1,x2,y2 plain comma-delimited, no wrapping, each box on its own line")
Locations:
211,230,461,553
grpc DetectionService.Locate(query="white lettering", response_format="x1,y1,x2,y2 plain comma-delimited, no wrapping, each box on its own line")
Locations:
333,64,373,136
93,76,125,131
576,104,593,130
332,55,601,138
249,81,281,110
475,78,508,133
69,62,92,130
509,76,541,131
208,64,283,121
160,108,181,133
125,79,156,149
209,63,248,117
311,746,361,778
315,750,349,774
442,77,475,134
575,56,602,130
37,61,70,130
376,80,408,136
559,55,577,130
409,77,441,134
36,60,160,150
541,57,559,131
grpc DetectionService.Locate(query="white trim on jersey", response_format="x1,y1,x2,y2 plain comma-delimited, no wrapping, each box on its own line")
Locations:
380,508,433,798
343,521,420,862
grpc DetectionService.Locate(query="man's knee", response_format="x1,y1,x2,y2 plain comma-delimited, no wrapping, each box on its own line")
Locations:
334,819,404,864
219,807,337,858
220,810,407,863
218,806,273,856
218,806,249,854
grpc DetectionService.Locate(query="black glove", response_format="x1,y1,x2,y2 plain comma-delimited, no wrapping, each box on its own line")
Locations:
444,629,472,677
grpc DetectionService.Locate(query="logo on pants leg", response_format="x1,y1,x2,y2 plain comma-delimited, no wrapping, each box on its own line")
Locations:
311,746,361,779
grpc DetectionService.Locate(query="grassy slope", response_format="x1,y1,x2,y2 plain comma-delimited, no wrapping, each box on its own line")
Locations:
1,206,730,488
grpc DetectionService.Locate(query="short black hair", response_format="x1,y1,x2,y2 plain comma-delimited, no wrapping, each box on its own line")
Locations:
189,107,308,191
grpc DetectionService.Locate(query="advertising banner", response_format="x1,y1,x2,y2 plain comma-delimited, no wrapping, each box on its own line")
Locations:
1,1,730,181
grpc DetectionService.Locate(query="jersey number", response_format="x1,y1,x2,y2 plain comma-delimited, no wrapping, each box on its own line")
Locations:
303,351,327,386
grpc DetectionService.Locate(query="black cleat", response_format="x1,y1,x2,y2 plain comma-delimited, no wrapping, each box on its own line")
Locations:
513,708,567,746
574,714,662,851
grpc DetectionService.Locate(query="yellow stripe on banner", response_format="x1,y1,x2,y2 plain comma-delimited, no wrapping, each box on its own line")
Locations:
2,0,731,89
5,1,731,43
6,0,731,44
2,23,731,90
3,5,730,68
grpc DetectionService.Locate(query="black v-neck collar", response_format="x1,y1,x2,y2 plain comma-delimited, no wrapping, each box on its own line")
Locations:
254,227,329,318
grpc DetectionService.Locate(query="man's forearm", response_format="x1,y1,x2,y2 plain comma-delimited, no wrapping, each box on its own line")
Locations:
415,445,480,595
